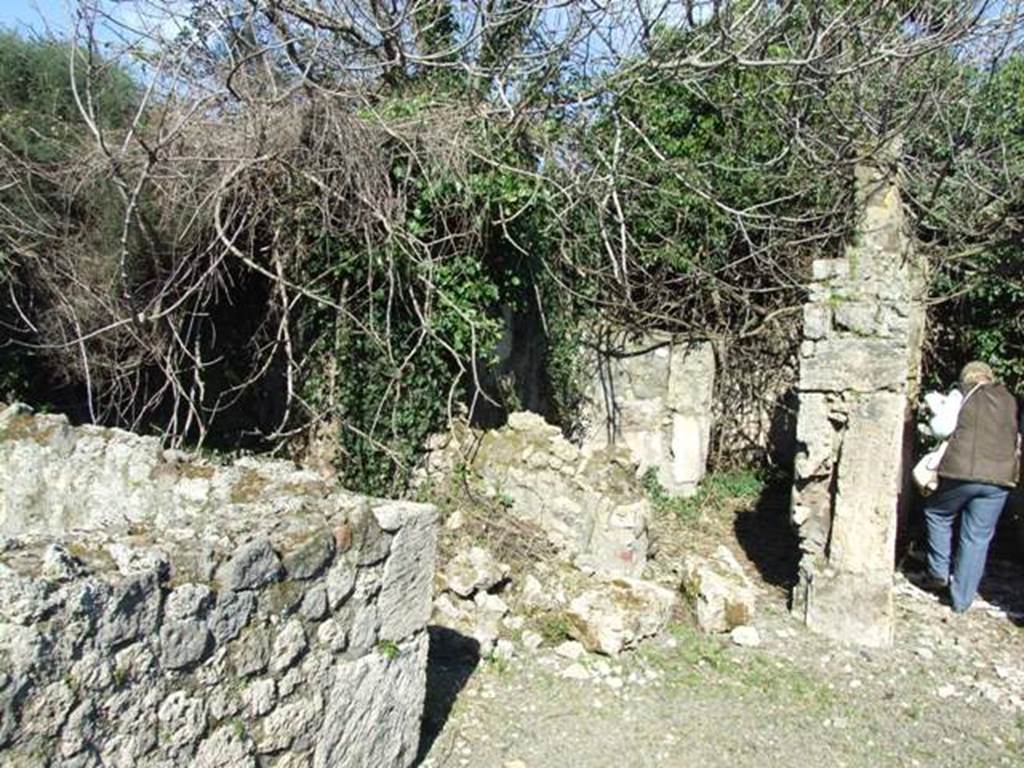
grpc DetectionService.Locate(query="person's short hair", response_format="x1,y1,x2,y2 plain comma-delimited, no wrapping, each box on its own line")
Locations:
960,360,995,386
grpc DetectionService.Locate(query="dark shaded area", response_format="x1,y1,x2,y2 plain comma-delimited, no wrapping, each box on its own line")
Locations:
414,625,481,765
733,474,801,593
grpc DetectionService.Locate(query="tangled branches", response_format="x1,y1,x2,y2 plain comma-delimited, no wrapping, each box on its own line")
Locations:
1,0,1022,488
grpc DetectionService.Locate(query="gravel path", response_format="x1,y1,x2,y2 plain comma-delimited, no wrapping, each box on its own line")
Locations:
417,559,1024,768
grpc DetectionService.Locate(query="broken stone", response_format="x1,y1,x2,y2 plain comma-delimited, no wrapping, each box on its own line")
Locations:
566,577,677,656
680,547,757,634
442,546,510,598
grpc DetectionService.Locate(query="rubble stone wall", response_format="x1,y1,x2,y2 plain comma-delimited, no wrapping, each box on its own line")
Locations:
582,333,716,498
791,162,926,648
0,404,437,768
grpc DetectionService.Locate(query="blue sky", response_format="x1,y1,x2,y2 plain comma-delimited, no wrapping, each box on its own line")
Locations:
0,0,72,33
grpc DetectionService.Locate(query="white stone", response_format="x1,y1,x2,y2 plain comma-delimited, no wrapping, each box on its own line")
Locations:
313,633,428,768
560,662,591,681
442,546,510,598
681,547,757,633
242,679,276,718
270,618,308,674
730,626,761,647
566,577,677,656
554,640,585,661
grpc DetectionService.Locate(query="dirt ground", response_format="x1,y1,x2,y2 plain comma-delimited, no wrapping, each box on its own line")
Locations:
416,484,1024,768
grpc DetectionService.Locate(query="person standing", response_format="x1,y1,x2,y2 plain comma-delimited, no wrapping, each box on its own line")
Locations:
922,361,1020,613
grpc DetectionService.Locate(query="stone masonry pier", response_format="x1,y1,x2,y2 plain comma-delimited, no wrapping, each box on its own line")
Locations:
0,403,437,767
791,161,926,647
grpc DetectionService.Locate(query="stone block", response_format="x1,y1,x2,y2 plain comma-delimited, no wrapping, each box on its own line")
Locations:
565,577,677,656
680,547,757,633
799,337,909,393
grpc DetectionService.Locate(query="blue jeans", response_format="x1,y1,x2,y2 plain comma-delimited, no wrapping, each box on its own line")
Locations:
923,480,1008,612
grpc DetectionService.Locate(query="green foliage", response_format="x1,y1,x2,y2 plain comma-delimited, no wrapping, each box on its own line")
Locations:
376,639,401,660
643,467,765,524
0,30,137,162
909,55,1024,392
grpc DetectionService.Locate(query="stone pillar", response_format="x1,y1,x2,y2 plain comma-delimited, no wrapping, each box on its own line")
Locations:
791,161,926,647
581,332,715,497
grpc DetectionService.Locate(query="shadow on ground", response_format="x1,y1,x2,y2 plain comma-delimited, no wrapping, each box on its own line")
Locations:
733,477,801,594
415,625,481,765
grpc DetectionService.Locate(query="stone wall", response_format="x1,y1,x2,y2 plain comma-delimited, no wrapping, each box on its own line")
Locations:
0,404,437,767
791,161,926,648
581,332,716,498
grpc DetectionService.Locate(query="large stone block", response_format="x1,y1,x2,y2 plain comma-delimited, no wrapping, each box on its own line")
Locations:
313,632,428,768
799,337,910,393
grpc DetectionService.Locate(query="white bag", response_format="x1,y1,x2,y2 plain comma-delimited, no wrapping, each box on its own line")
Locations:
912,382,983,496
912,441,948,496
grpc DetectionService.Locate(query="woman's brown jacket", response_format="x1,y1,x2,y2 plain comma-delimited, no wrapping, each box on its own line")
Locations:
938,382,1020,488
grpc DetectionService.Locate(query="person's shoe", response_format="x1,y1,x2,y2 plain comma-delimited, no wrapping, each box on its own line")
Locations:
907,570,949,594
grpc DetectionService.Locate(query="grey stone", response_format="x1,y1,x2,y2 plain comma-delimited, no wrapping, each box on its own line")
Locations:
241,678,276,718
259,694,323,753
69,650,113,691
0,408,439,766
258,580,306,618
313,633,428,768
325,557,356,609
315,617,349,654
300,585,329,622
379,507,438,642
230,626,271,678
352,510,393,567
283,532,336,580
159,619,212,670
210,590,255,644
41,544,85,581
22,681,76,738
99,572,162,649
194,725,256,768
157,690,207,751
269,618,307,674
164,583,213,621
218,537,282,592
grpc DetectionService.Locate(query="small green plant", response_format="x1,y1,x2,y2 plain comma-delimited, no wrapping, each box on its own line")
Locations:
642,467,765,525
535,612,574,644
376,639,401,661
